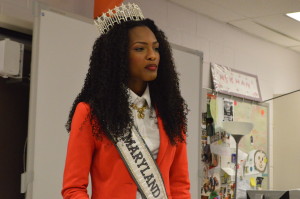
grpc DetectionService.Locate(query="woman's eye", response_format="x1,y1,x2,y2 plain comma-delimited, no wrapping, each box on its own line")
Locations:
154,47,159,52
134,47,144,51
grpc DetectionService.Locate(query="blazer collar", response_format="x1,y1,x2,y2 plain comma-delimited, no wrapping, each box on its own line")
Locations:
128,84,151,107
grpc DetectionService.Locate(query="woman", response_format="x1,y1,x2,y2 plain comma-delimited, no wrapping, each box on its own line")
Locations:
62,4,190,199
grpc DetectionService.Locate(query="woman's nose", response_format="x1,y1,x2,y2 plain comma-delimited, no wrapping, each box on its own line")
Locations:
146,48,157,61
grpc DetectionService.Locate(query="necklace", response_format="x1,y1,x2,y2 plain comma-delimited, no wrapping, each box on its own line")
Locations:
130,103,148,119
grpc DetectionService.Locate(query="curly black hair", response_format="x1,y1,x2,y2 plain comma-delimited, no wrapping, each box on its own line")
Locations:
66,18,188,145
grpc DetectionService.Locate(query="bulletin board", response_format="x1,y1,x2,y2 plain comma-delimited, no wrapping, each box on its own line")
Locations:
200,89,269,199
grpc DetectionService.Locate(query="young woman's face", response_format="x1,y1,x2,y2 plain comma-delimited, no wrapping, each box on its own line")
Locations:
128,26,160,86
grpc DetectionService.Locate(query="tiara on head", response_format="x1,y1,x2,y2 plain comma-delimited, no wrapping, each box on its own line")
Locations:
94,3,145,34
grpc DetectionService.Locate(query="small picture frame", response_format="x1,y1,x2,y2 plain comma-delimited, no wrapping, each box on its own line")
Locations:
211,63,262,102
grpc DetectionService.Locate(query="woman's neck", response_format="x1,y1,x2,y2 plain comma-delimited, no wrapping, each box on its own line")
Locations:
128,81,147,96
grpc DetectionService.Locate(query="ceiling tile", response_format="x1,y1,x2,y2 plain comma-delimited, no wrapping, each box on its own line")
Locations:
208,0,300,18
168,0,300,53
289,45,300,52
254,15,300,41
169,0,245,22
229,19,300,47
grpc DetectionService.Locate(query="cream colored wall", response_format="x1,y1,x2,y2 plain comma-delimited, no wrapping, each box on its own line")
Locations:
0,0,92,33
0,0,299,100
1,1,299,105
273,91,300,190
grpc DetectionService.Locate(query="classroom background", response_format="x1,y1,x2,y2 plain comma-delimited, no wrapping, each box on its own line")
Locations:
0,0,300,198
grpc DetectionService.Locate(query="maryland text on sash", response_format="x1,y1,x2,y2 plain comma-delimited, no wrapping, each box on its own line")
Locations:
115,127,168,199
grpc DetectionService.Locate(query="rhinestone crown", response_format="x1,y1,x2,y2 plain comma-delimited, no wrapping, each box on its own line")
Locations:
94,3,145,34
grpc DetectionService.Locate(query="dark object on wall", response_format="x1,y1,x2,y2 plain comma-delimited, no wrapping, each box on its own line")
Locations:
0,27,31,199
247,190,289,199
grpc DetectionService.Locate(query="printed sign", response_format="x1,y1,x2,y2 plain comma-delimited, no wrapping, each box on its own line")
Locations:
211,63,262,102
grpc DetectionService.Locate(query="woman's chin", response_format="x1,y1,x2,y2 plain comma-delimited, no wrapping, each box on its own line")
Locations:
144,74,158,82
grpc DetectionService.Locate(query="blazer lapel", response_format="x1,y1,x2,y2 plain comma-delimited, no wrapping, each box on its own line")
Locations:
156,116,169,166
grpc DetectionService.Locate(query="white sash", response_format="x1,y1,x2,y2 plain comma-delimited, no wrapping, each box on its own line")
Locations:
113,126,168,199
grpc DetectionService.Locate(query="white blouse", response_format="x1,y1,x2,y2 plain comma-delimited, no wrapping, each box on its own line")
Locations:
128,85,160,199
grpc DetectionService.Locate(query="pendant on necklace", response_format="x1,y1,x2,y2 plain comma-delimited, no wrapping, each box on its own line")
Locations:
131,103,147,119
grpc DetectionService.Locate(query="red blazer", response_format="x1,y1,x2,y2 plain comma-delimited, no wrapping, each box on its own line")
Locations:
62,102,191,199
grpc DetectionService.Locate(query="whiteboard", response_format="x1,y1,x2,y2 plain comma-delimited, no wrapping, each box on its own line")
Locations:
26,5,202,199
171,44,203,199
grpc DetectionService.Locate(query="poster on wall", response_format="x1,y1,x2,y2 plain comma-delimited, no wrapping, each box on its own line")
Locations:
211,63,262,102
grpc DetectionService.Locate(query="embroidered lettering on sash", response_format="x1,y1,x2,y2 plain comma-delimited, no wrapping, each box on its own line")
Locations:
114,127,168,199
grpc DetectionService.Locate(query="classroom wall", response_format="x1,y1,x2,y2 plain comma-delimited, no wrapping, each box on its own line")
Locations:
126,0,300,100
1,0,300,195
273,91,300,190
0,0,93,23
1,0,299,101
123,1,300,191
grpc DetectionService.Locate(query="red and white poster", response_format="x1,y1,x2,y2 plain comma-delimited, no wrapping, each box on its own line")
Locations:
211,63,262,102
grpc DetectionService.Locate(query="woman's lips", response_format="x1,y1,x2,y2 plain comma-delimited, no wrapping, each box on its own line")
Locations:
145,64,157,71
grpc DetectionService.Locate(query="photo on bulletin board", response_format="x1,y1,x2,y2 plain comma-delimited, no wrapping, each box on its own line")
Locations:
200,89,269,199
211,63,262,102
223,98,234,121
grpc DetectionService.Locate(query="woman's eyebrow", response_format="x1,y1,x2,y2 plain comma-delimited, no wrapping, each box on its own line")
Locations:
132,41,159,45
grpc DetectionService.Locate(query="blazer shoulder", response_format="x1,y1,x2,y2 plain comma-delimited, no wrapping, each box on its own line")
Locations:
76,102,91,113
71,102,92,128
